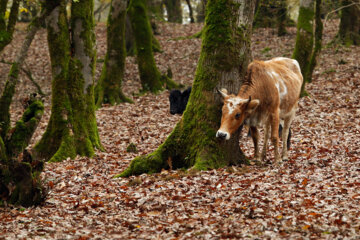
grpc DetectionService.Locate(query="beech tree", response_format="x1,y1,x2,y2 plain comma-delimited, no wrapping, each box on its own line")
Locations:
117,0,256,177
128,0,179,92
33,0,102,162
0,0,20,52
0,14,46,206
292,0,323,96
95,0,133,106
337,0,360,45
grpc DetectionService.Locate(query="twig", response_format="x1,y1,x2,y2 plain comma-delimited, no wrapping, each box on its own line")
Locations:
323,1,360,27
0,59,47,96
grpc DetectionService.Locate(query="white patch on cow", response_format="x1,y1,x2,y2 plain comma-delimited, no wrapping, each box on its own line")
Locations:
279,79,287,100
226,97,247,114
268,69,287,100
275,82,280,93
292,59,301,72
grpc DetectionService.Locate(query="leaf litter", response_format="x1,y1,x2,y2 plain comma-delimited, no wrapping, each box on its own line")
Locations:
0,20,360,239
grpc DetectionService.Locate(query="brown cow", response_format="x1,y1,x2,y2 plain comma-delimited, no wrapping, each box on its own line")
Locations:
216,57,303,163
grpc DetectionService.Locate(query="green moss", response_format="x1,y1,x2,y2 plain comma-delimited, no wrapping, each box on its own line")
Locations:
0,136,6,162
6,100,44,158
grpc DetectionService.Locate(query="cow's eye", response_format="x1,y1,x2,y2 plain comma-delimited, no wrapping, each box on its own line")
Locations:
235,113,241,119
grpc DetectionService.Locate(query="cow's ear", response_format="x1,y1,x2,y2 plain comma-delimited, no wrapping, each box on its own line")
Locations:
217,88,228,99
246,99,260,114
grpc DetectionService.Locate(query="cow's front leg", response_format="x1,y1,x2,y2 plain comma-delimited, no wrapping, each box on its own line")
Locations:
250,126,260,160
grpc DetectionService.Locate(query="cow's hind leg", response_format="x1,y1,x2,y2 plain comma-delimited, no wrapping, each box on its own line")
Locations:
270,114,281,163
282,112,295,161
250,126,260,160
261,122,270,161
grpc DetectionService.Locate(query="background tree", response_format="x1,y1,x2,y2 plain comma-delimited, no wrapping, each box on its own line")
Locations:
117,0,256,177
164,0,182,23
196,0,206,23
292,0,323,96
185,0,195,23
0,14,46,206
95,0,132,107
254,0,293,36
128,0,179,92
0,0,20,52
34,0,102,162
337,0,360,45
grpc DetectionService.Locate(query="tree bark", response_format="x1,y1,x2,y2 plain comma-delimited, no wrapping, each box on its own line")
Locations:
338,0,360,45
128,0,180,92
95,0,133,107
34,0,102,162
117,0,256,177
164,0,182,23
292,0,323,96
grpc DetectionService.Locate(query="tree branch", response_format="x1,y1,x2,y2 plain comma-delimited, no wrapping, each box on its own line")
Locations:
0,59,47,96
323,1,360,27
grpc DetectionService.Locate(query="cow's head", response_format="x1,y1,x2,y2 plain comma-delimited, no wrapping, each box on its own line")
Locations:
216,88,259,140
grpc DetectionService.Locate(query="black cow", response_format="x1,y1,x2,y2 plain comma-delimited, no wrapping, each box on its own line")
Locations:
169,87,191,115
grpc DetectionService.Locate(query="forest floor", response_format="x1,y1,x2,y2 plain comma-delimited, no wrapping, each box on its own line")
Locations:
1,19,360,239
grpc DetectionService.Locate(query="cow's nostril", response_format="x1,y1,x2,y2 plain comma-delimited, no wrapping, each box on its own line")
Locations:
216,131,227,139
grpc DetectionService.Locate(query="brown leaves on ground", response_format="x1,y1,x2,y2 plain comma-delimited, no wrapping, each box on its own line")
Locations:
1,20,360,239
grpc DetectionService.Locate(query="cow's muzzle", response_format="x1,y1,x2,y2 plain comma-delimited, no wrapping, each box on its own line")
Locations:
216,130,230,140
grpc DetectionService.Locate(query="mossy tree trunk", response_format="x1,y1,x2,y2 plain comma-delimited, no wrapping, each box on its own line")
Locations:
34,0,102,163
0,0,20,52
292,0,322,96
164,0,182,23
117,0,256,177
95,0,133,107
0,14,46,206
338,0,360,46
128,0,180,92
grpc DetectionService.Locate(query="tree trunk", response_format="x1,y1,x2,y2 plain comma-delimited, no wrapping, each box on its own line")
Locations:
196,0,206,23
34,0,102,162
0,14,46,207
277,0,288,36
0,0,20,52
185,0,195,23
147,0,164,20
338,0,360,45
305,0,322,83
164,0,182,23
292,0,322,96
128,0,180,92
95,0,133,107
117,0,256,177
